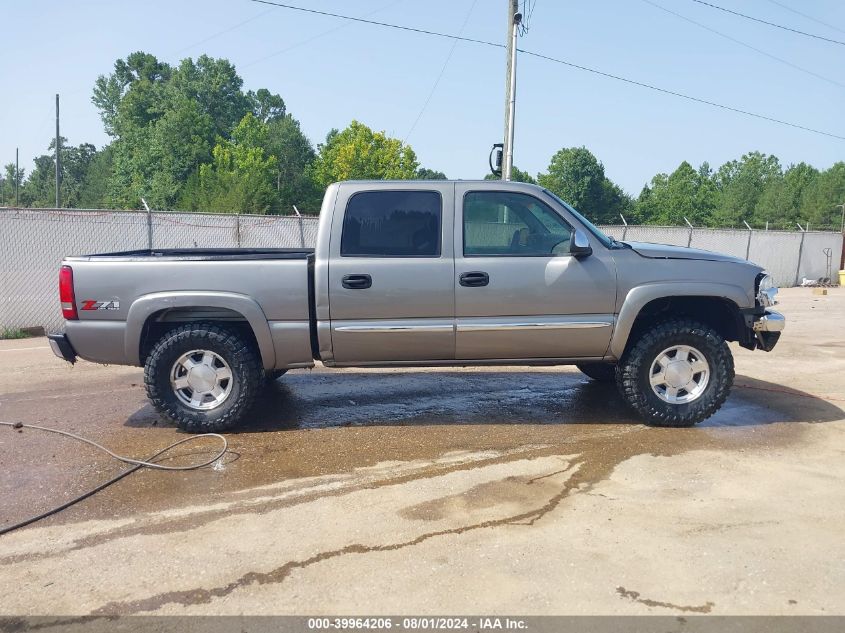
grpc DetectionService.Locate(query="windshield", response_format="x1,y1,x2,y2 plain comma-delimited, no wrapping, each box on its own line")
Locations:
541,189,614,249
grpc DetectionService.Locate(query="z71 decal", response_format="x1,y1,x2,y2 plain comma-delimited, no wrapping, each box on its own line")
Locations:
80,300,120,311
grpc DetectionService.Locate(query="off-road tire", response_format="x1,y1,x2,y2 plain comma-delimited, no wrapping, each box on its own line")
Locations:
576,363,617,382
144,323,263,433
616,318,734,427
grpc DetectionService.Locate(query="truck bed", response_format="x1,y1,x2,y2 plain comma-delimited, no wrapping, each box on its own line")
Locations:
63,248,316,369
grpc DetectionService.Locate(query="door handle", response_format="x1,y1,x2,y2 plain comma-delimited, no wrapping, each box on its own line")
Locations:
342,274,372,290
459,271,489,287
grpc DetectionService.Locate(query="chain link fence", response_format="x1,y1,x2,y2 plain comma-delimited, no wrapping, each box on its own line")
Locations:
1,208,842,333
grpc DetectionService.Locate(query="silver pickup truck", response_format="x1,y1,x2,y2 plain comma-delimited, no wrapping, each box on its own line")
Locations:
49,180,784,432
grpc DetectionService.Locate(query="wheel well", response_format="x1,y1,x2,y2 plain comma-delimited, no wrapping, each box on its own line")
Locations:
139,307,261,365
627,296,744,352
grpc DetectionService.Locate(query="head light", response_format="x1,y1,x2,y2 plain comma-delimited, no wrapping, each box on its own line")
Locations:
757,274,778,307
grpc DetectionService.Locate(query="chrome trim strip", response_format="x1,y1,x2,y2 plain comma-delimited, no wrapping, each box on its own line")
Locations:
457,321,611,333
334,324,454,333
335,321,612,334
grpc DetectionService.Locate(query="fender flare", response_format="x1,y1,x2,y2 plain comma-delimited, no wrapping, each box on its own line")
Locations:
125,291,276,369
609,281,752,359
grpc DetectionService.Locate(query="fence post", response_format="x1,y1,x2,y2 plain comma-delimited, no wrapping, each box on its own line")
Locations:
794,226,807,287
293,205,305,247
236,214,241,247
743,221,753,260
619,214,628,241
684,217,694,247
141,198,152,250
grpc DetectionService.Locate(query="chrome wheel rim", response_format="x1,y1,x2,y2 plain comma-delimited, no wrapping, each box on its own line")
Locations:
170,349,233,411
649,344,710,404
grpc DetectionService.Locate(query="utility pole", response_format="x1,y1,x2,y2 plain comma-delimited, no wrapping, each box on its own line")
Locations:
502,0,520,181
55,94,61,208
836,202,845,270
15,147,19,206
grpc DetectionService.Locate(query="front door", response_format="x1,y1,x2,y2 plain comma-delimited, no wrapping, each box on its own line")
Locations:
453,185,616,360
328,183,455,364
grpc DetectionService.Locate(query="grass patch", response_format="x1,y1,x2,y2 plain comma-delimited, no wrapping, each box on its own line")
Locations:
0,327,30,340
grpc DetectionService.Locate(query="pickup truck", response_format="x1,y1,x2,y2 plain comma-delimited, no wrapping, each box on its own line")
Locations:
49,180,784,432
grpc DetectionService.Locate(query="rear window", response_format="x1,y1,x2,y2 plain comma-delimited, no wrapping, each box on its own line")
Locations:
340,191,442,257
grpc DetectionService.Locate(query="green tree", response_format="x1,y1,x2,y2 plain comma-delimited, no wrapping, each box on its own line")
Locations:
416,167,447,180
108,96,214,208
311,121,418,188
93,51,291,209
92,51,172,136
537,147,630,223
180,113,276,214
78,144,115,208
754,162,818,228
249,88,286,123
20,138,99,208
264,115,322,213
168,55,252,138
1,163,24,206
712,152,782,227
484,166,536,183
799,162,845,228
636,161,718,226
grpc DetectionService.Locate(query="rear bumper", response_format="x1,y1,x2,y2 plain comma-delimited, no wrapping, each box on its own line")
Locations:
48,333,77,364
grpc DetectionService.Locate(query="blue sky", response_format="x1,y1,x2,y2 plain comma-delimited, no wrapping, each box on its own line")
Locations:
1,0,843,195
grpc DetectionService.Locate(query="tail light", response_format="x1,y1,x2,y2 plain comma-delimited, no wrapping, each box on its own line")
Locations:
59,265,78,320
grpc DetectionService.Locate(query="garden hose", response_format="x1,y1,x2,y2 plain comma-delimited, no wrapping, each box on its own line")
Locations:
0,421,227,536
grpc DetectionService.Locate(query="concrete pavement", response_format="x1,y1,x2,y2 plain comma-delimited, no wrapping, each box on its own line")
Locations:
1,287,843,615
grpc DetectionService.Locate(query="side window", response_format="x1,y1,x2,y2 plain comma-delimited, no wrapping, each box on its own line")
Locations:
463,191,573,256
341,191,442,257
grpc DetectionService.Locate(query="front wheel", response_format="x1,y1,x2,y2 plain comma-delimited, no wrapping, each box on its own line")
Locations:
616,319,734,427
144,323,263,433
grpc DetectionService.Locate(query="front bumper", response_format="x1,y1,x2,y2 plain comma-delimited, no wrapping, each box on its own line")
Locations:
48,333,77,364
751,310,785,351
752,310,785,333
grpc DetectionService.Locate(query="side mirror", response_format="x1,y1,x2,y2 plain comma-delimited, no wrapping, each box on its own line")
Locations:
571,230,592,258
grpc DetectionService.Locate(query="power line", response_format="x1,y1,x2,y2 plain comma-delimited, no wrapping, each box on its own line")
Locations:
243,1,403,69
172,7,277,56
689,0,845,47
404,0,480,142
764,0,845,36
519,0,537,35
642,0,845,90
247,0,502,49
518,47,845,141
245,0,845,142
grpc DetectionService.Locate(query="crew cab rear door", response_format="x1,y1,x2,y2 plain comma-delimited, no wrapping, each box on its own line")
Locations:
453,184,616,360
327,182,455,363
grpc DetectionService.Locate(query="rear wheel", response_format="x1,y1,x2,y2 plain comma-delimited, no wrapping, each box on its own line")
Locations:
576,363,616,382
144,323,263,433
616,318,734,427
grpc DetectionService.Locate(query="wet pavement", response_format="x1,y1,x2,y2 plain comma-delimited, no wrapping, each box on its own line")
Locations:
1,288,843,615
